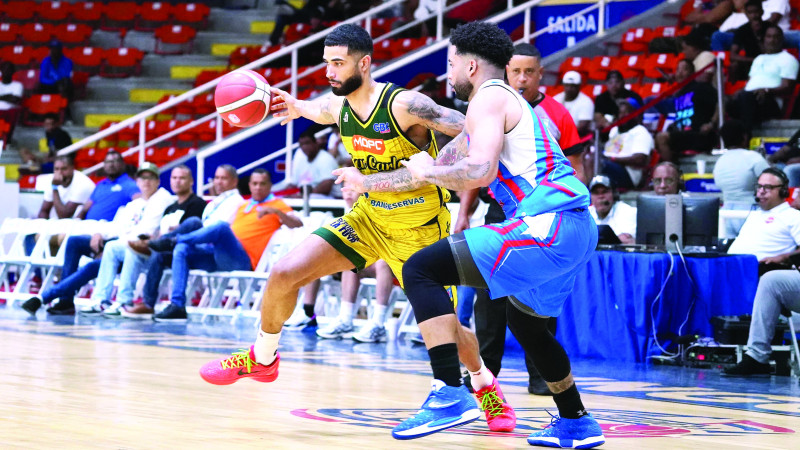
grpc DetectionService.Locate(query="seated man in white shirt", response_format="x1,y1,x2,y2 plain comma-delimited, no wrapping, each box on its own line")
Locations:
728,23,799,136
274,129,339,198
553,71,594,137
37,155,96,219
728,168,800,274
601,98,653,190
588,175,637,244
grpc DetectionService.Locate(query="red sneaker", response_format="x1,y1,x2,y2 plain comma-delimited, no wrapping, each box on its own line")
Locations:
199,346,280,385
474,378,516,432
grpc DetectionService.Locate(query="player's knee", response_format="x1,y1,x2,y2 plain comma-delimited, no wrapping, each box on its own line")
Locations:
402,251,429,287
268,257,304,290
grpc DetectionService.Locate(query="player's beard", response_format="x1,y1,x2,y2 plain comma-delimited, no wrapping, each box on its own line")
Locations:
331,72,363,96
452,77,473,102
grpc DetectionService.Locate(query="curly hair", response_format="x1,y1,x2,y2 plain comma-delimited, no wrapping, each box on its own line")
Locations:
449,22,514,70
324,24,373,57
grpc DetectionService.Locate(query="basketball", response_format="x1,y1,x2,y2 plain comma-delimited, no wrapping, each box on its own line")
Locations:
214,69,271,127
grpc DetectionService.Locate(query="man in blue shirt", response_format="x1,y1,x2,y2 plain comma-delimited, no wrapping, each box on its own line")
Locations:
38,39,73,100
78,150,139,221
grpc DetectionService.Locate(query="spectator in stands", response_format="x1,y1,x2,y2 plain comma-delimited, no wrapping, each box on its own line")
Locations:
505,43,585,182
273,129,339,198
269,0,339,46
123,165,245,319
37,155,95,219
151,170,302,322
80,163,174,315
594,70,643,131
655,59,718,163
681,29,716,84
77,150,139,221
0,61,23,137
553,71,594,137
601,98,652,189
684,0,733,28
728,168,800,271
722,269,800,376
41,113,72,173
714,0,799,51
651,162,683,195
713,119,770,237
21,162,161,316
588,175,637,244
728,0,767,81
728,23,799,136
769,128,800,186
38,39,73,101
18,148,42,174
112,166,207,318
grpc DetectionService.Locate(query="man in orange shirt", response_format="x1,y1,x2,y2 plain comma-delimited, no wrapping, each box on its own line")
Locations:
154,169,303,321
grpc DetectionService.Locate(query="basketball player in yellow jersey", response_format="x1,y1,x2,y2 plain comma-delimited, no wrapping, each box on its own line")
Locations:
199,23,516,434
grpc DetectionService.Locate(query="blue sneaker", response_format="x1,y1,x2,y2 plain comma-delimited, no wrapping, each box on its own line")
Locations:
527,412,605,448
392,379,482,440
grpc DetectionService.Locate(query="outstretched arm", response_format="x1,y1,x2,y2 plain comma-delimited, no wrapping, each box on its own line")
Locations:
393,90,465,137
270,87,343,126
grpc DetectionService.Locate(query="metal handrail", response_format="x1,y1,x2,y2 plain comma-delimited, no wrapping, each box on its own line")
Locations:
56,0,406,161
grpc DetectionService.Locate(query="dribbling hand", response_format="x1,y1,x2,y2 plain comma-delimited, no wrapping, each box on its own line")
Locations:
269,87,300,125
332,167,366,195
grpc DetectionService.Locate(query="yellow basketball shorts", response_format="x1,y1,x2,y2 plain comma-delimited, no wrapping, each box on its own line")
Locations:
312,201,451,289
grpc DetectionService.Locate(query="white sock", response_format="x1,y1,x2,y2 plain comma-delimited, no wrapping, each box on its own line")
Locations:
469,359,495,391
254,329,280,365
372,304,388,326
338,301,354,325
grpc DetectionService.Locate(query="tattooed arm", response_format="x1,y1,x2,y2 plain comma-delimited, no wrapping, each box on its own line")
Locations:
393,90,465,137
270,87,343,125
401,92,507,191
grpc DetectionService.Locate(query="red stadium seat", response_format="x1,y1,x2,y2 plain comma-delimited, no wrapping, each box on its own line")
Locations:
635,82,671,99
0,45,37,69
122,149,139,166
390,37,430,58
369,17,397,37
581,84,605,99
154,24,196,55
99,121,120,146
53,23,93,47
227,46,255,68
22,93,68,125
194,69,224,88
172,3,210,29
587,55,614,81
101,2,138,32
283,23,311,45
195,119,219,143
653,25,691,39
174,96,195,117
117,122,138,143
618,27,650,54
612,54,646,81
557,56,591,80
100,47,144,78
37,1,72,23
643,53,679,80
72,71,90,99
64,46,104,75
20,23,55,46
31,46,50,65
156,94,179,117
2,1,36,22
151,146,191,165
18,174,38,189
0,23,20,45
373,38,393,61
12,69,39,97
0,118,10,140
74,147,105,169
724,80,747,96
136,2,173,32
190,92,215,117
544,85,564,97
71,2,103,25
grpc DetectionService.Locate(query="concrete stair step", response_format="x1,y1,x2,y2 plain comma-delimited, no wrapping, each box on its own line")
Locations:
87,77,192,101
71,101,153,128
141,54,229,77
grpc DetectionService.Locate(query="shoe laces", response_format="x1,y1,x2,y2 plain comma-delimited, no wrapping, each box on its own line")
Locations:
478,385,507,417
220,349,255,372
544,410,561,428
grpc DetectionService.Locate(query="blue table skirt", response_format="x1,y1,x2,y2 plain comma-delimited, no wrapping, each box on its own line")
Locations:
551,250,759,363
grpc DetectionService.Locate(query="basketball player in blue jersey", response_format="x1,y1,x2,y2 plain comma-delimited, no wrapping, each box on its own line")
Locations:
335,22,605,447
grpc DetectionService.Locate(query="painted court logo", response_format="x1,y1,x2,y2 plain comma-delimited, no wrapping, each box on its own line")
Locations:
291,408,795,439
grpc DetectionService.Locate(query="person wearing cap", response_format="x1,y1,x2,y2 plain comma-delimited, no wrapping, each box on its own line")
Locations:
655,58,718,163
588,175,637,244
22,161,171,317
601,97,653,189
680,29,716,85
79,162,174,315
554,71,594,137
593,70,643,131
38,39,73,100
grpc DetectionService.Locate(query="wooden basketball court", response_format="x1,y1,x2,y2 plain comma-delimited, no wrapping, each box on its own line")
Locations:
1,312,798,449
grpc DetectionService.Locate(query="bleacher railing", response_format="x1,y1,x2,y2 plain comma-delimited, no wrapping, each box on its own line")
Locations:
57,0,641,195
